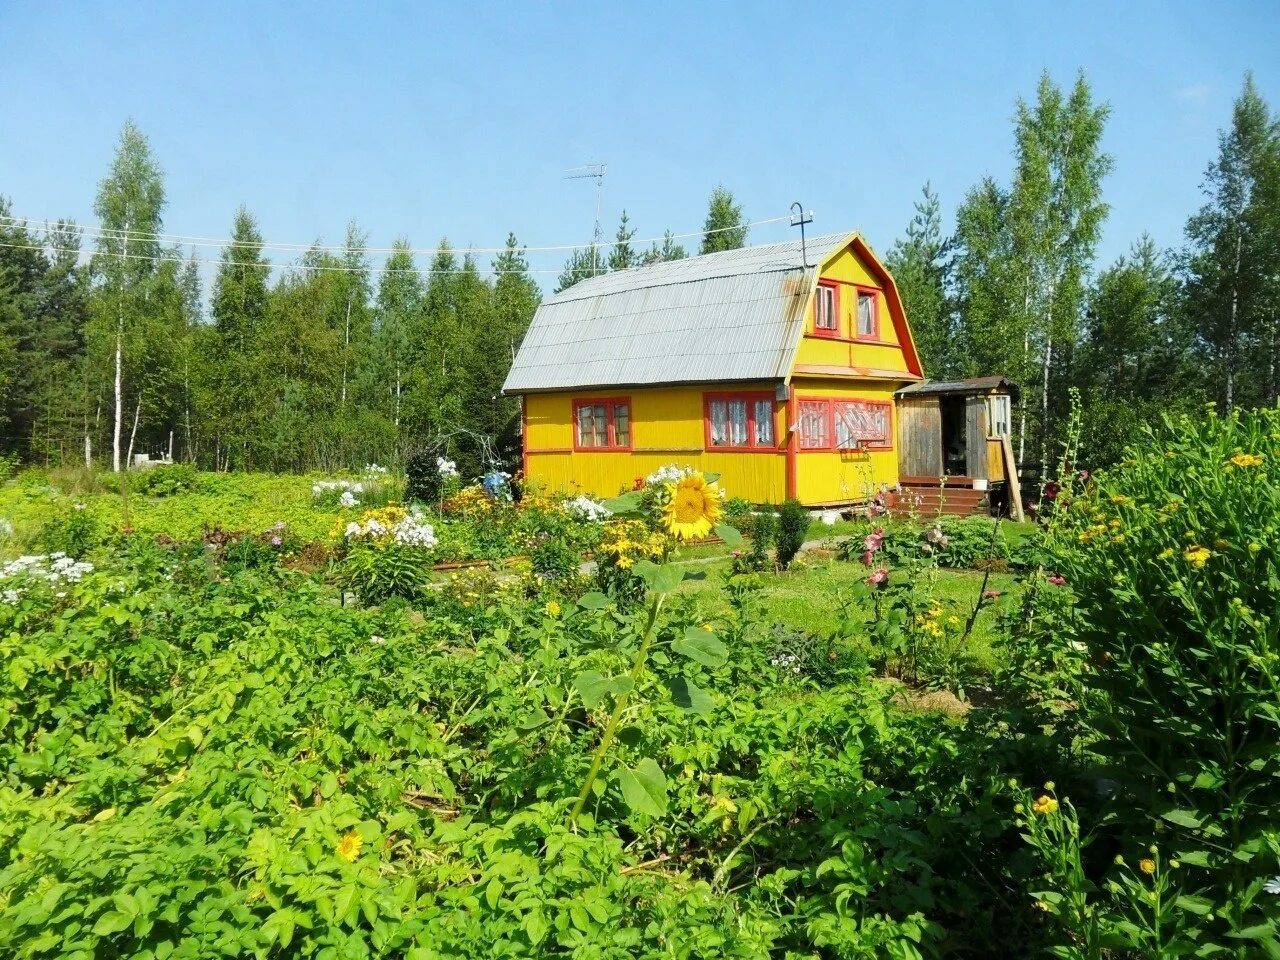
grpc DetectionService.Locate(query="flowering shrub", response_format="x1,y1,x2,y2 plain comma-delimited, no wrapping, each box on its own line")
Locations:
1049,407,1280,953
562,494,612,522
0,552,94,603
342,505,438,550
312,478,364,508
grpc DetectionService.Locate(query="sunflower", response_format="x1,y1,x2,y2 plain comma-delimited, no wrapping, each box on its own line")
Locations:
661,473,721,541
335,829,364,862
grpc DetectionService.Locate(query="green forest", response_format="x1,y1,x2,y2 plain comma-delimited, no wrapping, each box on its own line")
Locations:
1,69,1278,479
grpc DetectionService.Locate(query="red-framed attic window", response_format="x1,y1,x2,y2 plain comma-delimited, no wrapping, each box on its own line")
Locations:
704,392,777,451
573,397,632,451
813,281,840,337
854,286,881,340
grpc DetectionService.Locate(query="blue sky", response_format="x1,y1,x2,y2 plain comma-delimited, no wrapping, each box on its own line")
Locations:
1,1,1278,291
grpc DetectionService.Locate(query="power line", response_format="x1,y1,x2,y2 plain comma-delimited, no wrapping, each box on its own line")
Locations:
0,239,571,276
0,212,793,258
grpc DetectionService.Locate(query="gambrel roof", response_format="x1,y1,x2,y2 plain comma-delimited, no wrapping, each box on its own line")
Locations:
503,232,901,394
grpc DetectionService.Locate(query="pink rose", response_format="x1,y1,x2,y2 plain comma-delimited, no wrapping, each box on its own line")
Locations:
860,550,876,566
866,568,888,587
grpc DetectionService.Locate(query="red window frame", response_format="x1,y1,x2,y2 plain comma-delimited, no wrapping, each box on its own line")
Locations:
703,392,777,452
572,397,632,451
813,281,840,337
853,286,881,341
796,397,893,452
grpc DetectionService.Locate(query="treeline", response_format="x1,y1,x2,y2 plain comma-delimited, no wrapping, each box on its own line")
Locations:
889,70,1280,469
0,120,753,474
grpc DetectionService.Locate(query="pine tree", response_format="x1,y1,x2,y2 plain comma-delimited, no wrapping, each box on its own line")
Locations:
371,239,422,440
641,230,687,264
608,211,638,271
700,186,748,254
1184,72,1280,410
89,119,167,471
208,206,270,466
555,244,604,293
1080,237,1196,463
488,233,541,463
886,183,951,376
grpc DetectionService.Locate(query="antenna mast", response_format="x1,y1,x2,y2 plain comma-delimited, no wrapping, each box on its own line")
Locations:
565,163,607,241
790,201,814,268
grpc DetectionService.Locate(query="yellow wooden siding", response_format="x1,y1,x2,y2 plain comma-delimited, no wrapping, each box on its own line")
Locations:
987,437,1006,481
524,386,787,503
793,246,913,374
791,378,900,504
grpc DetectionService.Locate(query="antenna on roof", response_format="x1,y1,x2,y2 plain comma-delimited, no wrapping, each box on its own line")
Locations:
790,202,814,269
566,163,608,242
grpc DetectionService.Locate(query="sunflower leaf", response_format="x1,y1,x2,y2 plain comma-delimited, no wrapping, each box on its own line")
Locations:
672,627,727,667
667,676,714,714
601,492,643,515
615,759,667,817
641,563,685,594
714,523,742,546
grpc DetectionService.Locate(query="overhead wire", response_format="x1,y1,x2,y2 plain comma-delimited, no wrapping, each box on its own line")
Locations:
0,212,796,258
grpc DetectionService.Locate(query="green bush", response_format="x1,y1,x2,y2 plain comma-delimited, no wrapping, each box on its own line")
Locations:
38,505,99,559
1049,407,1280,953
775,499,811,570
338,542,429,605
133,463,198,497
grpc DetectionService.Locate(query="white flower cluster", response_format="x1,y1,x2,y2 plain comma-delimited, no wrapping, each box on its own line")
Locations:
819,510,840,526
562,494,612,522
312,479,365,497
769,652,803,675
339,491,359,508
363,463,389,477
344,508,438,549
436,457,459,478
645,464,695,486
1,552,96,603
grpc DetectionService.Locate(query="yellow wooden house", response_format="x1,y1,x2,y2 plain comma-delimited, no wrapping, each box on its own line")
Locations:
502,231,926,506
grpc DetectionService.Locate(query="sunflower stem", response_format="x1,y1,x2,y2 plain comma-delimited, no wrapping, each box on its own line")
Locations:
569,591,666,827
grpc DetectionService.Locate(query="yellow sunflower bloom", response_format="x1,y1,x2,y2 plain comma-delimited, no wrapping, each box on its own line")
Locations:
336,829,363,862
1139,858,1156,875
661,473,721,541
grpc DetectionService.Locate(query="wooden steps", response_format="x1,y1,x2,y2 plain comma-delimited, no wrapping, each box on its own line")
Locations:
888,482,990,517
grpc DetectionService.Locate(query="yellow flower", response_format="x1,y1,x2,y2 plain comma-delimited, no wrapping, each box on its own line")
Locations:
336,829,363,862
545,600,561,617
1158,548,1175,560
661,473,721,542
1229,453,1263,468
1184,545,1211,569
1139,858,1156,875
1032,795,1059,816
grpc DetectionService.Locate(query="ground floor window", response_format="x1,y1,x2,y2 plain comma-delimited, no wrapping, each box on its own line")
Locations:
798,397,892,451
705,392,776,450
574,398,631,449
987,394,1011,436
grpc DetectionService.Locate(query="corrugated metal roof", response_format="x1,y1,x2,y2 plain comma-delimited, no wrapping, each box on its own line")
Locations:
896,376,1018,397
503,233,854,393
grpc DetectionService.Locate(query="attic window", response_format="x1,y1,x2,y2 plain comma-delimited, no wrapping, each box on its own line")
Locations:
855,289,879,338
574,398,631,450
814,282,839,336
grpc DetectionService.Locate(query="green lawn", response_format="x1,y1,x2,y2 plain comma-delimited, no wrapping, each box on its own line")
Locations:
672,553,1022,672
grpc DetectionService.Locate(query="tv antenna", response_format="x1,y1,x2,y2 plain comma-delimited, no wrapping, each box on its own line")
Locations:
791,201,814,268
566,163,607,241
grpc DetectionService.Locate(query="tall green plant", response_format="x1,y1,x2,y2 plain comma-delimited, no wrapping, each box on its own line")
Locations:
1052,406,1280,954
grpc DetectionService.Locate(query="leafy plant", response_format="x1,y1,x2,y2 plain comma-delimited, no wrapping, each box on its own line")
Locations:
338,541,429,605
775,499,811,570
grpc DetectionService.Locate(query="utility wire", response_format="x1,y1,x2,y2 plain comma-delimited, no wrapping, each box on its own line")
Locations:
0,213,794,257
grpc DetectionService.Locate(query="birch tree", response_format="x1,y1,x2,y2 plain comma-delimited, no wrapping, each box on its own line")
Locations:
1184,73,1280,411
90,120,166,471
